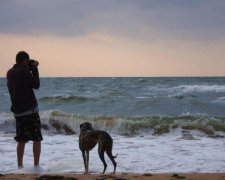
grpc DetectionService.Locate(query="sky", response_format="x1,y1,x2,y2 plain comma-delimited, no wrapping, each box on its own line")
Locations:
0,0,225,77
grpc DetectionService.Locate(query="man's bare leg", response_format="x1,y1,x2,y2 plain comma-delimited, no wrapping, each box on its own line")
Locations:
33,141,41,166
17,142,25,168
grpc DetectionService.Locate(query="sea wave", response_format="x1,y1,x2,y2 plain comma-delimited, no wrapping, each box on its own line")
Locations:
175,85,225,93
1,110,225,138
147,84,225,96
212,97,225,104
39,94,93,103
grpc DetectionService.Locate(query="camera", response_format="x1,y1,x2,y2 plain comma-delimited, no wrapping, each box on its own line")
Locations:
28,59,38,69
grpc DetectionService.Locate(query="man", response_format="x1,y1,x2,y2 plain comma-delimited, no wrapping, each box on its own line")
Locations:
7,51,43,168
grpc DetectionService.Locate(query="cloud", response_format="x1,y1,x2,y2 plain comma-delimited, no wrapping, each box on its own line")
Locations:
0,0,225,41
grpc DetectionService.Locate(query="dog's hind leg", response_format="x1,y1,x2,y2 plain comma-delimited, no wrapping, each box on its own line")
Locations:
98,146,107,174
106,149,117,174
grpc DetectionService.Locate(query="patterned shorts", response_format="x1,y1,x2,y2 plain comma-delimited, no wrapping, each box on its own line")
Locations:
14,113,43,143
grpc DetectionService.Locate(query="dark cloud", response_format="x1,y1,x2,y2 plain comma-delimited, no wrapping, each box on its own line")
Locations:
0,0,225,41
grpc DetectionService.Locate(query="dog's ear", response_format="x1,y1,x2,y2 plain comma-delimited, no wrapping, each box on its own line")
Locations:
87,122,93,130
80,123,83,129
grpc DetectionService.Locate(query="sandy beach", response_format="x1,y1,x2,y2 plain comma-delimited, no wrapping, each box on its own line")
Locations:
1,173,225,180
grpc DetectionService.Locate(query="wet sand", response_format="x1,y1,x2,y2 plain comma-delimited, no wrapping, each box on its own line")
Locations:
1,173,225,180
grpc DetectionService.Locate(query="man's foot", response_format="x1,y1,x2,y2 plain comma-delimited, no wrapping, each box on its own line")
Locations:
33,165,44,174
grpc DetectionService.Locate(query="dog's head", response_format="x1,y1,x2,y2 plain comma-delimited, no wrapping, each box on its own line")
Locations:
80,122,93,131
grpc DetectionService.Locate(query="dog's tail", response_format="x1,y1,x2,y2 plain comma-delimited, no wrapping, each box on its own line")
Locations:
113,153,118,159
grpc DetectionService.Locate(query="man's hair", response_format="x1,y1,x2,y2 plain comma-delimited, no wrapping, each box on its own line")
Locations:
16,51,30,64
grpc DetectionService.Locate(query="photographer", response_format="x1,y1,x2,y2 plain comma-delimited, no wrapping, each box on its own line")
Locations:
7,51,43,168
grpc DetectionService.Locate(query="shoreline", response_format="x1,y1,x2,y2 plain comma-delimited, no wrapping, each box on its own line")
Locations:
1,173,225,180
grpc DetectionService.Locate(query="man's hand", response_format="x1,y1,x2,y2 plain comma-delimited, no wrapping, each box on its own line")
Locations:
32,61,39,67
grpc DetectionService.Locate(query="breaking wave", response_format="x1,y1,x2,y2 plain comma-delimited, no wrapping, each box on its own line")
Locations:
174,85,225,93
1,110,225,138
146,84,225,96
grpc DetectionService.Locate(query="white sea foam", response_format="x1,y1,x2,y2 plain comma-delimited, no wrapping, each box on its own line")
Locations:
0,133,225,174
147,84,225,96
135,96,150,99
0,112,13,124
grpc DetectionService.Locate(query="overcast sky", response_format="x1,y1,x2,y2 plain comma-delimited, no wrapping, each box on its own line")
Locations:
1,0,225,77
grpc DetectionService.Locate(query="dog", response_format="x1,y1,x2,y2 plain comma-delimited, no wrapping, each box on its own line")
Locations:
79,122,117,174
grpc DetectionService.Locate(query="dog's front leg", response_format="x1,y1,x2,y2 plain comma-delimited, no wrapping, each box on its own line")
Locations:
82,151,88,174
86,151,89,173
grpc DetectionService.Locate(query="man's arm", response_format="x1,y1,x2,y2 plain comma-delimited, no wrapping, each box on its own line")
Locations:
25,66,40,89
30,66,40,89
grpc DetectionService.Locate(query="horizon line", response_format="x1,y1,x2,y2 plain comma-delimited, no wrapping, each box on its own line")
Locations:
1,75,225,78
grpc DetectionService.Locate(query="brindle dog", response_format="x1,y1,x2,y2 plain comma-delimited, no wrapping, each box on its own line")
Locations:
79,122,117,174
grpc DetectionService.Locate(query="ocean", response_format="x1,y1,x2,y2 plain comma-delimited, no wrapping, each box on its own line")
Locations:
1,77,225,174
